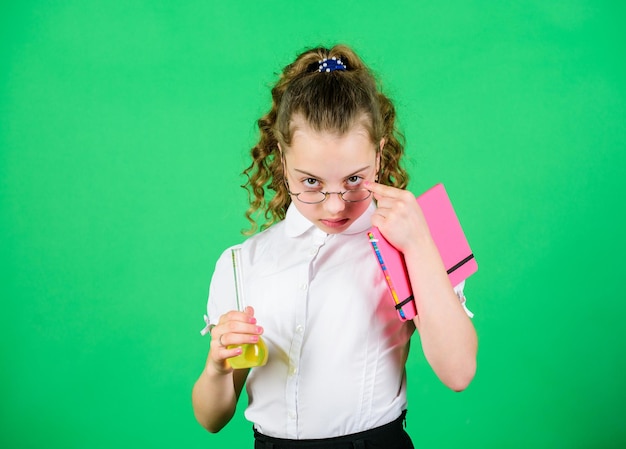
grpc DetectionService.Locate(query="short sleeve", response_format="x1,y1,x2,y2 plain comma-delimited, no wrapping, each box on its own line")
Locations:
453,280,474,318
199,245,240,336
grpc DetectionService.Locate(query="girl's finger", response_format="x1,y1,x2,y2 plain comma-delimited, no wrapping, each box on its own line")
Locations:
365,180,406,194
364,180,396,197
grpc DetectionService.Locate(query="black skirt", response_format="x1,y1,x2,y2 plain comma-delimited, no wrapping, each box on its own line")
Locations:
253,410,414,449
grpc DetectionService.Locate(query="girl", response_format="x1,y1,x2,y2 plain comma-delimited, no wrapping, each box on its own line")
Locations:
192,44,477,449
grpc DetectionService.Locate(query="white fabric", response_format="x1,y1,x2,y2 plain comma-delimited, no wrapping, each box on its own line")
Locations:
204,201,468,439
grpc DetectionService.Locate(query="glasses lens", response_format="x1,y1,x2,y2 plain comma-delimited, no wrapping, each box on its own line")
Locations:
297,191,327,204
342,189,371,202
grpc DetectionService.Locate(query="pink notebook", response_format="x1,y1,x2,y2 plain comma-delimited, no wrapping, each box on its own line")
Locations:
367,183,477,321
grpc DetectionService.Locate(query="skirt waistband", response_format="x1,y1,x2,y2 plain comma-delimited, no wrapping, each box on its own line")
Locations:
253,410,409,449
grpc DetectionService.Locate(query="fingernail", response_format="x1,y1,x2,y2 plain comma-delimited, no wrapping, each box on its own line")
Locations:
257,326,263,334
249,317,257,324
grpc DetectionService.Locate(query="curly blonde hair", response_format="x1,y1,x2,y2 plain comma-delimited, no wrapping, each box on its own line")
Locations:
242,44,408,234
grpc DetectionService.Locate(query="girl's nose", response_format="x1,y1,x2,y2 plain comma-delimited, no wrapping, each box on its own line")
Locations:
323,192,346,215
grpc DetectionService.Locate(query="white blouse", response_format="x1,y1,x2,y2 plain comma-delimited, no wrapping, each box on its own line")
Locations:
203,202,468,439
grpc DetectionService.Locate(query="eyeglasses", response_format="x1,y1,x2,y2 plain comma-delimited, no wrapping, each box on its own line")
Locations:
282,156,377,204
285,183,372,204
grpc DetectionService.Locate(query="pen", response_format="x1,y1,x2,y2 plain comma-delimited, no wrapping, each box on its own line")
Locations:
368,232,406,319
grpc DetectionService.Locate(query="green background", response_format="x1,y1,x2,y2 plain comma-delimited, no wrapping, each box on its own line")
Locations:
2,1,624,447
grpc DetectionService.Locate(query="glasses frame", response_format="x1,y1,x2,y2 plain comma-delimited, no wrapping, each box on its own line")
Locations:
285,182,373,204
281,151,380,205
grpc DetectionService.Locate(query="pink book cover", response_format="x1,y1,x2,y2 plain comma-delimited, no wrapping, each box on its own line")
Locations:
367,183,478,321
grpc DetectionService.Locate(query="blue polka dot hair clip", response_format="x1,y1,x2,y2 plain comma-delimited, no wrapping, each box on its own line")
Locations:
318,57,347,72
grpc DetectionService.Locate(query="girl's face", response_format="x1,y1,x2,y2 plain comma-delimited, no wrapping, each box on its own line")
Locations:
282,116,381,234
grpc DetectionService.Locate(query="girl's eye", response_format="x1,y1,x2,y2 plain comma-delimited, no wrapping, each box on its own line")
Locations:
303,178,320,189
346,176,363,187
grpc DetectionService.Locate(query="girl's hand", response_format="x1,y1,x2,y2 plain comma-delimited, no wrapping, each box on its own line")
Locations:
208,306,264,374
365,181,431,253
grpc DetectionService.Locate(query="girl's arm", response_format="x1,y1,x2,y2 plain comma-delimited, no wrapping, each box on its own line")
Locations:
192,359,249,432
366,181,478,391
191,307,262,432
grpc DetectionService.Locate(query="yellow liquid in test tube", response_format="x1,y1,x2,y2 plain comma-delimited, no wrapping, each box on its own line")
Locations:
228,338,268,369
229,247,268,369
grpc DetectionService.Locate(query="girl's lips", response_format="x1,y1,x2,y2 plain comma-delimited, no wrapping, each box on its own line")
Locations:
320,218,350,228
